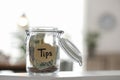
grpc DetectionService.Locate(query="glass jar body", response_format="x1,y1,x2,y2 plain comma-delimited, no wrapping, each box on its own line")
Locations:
26,28,60,75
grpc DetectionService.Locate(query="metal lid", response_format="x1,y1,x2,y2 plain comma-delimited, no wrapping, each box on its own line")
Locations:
58,38,82,66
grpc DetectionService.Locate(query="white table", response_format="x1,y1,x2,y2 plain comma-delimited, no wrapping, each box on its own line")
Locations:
0,71,120,80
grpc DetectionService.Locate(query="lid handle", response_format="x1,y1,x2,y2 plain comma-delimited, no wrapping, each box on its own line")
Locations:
59,38,82,66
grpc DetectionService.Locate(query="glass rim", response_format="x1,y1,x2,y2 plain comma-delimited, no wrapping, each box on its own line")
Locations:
29,27,57,31
27,27,64,34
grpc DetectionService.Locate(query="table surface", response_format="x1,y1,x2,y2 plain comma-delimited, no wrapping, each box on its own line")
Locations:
0,71,120,80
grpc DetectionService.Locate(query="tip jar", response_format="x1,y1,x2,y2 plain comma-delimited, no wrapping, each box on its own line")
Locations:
25,27,82,76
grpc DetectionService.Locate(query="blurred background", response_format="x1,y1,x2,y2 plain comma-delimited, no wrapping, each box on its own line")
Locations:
86,0,120,71
0,0,120,74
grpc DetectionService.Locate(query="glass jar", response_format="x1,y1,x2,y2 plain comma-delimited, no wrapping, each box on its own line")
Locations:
26,27,82,75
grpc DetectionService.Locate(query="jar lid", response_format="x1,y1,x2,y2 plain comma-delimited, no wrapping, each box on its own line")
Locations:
58,38,82,66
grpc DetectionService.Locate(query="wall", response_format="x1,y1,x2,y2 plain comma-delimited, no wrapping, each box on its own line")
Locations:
86,0,120,54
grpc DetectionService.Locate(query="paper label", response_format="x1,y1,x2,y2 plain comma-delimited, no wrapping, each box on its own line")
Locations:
29,36,57,70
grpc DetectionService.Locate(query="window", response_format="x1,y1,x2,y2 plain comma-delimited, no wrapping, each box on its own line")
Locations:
0,0,84,72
